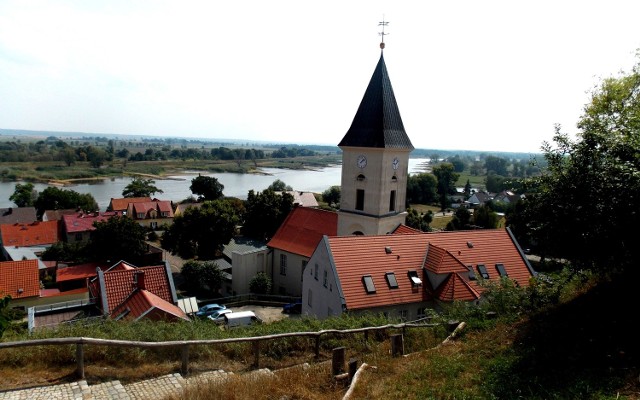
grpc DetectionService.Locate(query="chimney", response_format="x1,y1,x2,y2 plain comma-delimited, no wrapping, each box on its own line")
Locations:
135,271,146,291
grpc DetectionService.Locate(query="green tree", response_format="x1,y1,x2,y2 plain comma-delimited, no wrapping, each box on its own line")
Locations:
432,163,460,211
321,185,341,207
445,208,473,231
180,260,224,296
405,208,433,232
267,179,293,192
249,272,272,294
406,173,438,205
519,57,640,274
486,174,507,193
473,205,499,229
242,189,294,240
0,295,11,339
41,241,88,263
86,146,108,168
122,177,163,198
463,179,472,199
484,155,508,176
34,187,98,216
190,175,224,202
161,200,239,260
9,182,37,207
87,216,148,263
447,155,466,172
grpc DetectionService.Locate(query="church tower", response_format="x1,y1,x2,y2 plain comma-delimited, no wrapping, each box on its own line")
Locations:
337,29,414,236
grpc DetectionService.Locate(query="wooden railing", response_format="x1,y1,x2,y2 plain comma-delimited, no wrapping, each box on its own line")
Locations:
0,320,440,380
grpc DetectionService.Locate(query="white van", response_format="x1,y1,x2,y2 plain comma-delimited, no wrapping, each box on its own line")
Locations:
223,310,262,328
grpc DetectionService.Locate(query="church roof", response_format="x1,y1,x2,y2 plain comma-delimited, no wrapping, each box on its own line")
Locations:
338,52,413,150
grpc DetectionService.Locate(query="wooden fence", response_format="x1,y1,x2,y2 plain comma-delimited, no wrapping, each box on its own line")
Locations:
0,321,440,379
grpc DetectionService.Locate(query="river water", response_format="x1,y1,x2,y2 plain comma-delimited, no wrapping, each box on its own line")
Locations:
0,158,431,211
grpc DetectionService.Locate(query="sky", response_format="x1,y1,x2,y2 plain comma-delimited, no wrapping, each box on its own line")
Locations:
1,1,639,154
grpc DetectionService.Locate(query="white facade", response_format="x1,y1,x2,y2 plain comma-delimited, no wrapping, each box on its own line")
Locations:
301,237,345,319
271,249,308,297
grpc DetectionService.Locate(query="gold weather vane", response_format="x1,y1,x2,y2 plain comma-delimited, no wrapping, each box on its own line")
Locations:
378,17,389,50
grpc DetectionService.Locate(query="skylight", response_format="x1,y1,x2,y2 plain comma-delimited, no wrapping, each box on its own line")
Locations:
467,265,477,281
385,272,399,289
408,270,422,286
362,275,376,294
477,264,490,279
495,263,508,277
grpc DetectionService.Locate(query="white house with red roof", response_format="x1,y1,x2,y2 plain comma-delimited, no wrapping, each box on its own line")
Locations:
302,228,536,320
266,206,337,296
126,199,174,229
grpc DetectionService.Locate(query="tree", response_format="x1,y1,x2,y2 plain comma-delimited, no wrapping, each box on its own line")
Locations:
432,163,460,211
249,272,272,294
0,295,11,339
463,179,472,199
34,187,98,216
484,156,508,176
405,208,433,232
242,189,294,240
406,173,438,205
122,177,163,198
189,175,224,201
445,208,473,231
267,179,292,192
486,174,507,193
180,260,224,296
161,199,239,260
86,146,108,168
86,216,148,263
517,57,640,275
473,205,499,229
322,185,341,207
9,182,37,207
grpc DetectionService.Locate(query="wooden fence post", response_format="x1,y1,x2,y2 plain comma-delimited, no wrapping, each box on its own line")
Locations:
76,343,85,379
314,336,320,359
181,345,189,376
332,347,346,376
390,334,404,357
252,340,260,369
348,358,358,382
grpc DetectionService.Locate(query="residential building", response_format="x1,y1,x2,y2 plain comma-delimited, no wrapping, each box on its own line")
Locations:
107,197,151,213
61,211,121,244
126,199,174,229
0,220,60,265
42,209,77,222
466,191,493,208
267,207,337,296
223,237,268,296
0,207,37,225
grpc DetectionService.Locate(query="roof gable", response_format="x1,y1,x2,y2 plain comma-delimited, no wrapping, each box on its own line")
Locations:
112,289,189,322
96,265,173,314
108,197,151,212
435,272,481,302
0,220,60,247
0,260,40,299
424,243,469,274
338,53,413,150
267,207,338,257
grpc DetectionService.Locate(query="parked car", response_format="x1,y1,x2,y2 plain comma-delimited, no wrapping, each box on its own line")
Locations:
224,311,262,328
207,309,233,324
195,303,226,318
282,301,302,314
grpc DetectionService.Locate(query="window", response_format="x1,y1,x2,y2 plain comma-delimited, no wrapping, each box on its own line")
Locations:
408,270,422,286
279,254,287,275
323,269,328,287
137,212,145,219
308,289,313,306
389,190,396,212
467,265,477,281
356,174,366,181
495,263,508,277
362,275,376,294
161,211,169,217
399,309,408,321
477,264,490,279
356,189,365,211
385,272,399,289
150,221,158,229
75,233,82,241
417,307,426,318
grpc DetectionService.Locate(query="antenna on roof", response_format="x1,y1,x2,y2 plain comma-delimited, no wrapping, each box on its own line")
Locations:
378,16,389,50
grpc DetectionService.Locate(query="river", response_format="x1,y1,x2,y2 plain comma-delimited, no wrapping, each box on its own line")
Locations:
0,159,431,211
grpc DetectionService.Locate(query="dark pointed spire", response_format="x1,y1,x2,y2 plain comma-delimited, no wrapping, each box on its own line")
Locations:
338,53,414,149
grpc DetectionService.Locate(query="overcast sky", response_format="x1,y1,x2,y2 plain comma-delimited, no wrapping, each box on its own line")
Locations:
1,1,638,153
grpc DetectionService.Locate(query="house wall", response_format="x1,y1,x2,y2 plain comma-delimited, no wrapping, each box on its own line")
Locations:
230,249,269,295
132,217,173,230
302,239,344,319
10,290,89,311
271,249,308,297
65,231,91,244
347,301,434,321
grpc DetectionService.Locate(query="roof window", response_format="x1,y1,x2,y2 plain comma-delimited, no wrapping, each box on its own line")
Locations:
385,272,399,289
467,265,477,281
362,275,376,294
408,270,422,286
477,264,490,279
495,263,508,277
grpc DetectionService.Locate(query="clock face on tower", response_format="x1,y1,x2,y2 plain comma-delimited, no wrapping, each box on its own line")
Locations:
392,157,399,170
357,155,367,169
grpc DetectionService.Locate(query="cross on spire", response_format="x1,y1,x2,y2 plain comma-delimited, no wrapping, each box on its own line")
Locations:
378,17,389,50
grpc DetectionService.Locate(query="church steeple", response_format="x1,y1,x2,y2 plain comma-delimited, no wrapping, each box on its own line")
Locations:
337,21,414,237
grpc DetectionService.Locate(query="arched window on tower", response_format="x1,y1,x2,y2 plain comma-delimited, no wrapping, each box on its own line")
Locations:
356,174,366,182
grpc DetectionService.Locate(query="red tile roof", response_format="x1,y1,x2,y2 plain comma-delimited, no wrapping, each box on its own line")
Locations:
392,224,423,234
268,207,338,257
62,211,121,233
327,228,535,309
128,200,174,219
112,290,189,322
108,197,151,212
96,265,173,314
0,260,40,299
0,220,60,247
56,263,104,283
